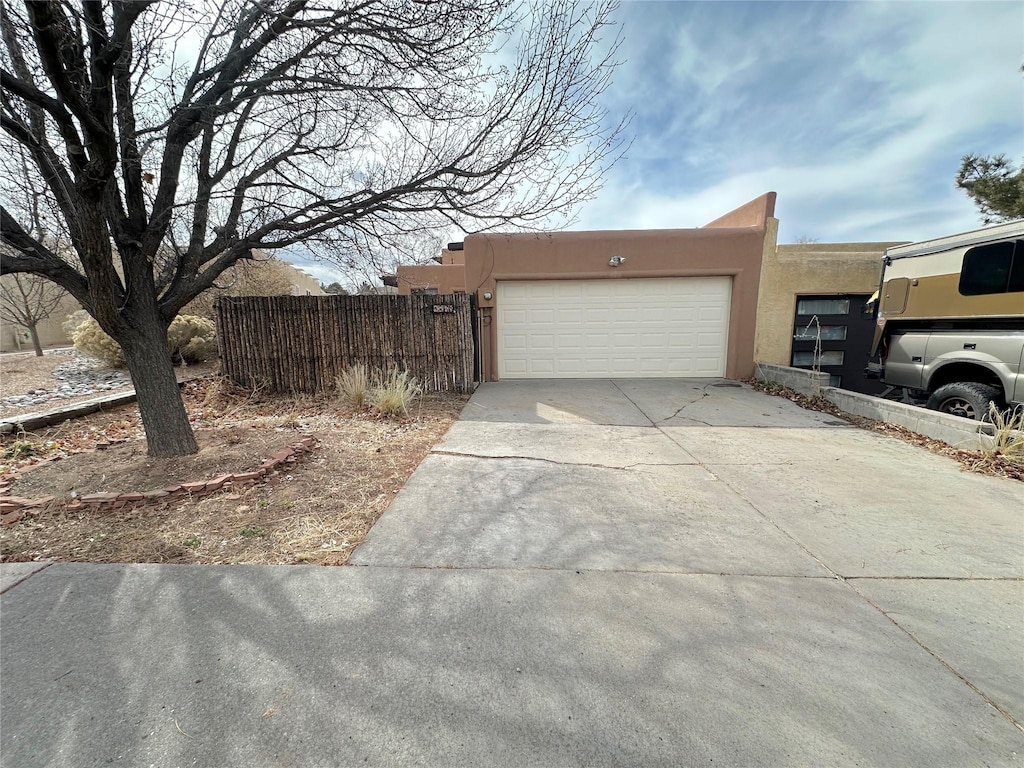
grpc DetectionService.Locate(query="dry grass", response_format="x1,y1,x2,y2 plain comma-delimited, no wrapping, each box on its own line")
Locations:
1,376,469,565
983,402,1024,461
368,368,422,417
335,363,370,408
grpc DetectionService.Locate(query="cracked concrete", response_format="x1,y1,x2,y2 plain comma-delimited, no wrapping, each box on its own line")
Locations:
3,378,1022,766
352,378,1024,741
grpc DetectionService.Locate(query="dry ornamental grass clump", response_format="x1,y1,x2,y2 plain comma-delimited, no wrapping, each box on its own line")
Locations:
336,364,370,407
983,403,1024,462
368,369,422,417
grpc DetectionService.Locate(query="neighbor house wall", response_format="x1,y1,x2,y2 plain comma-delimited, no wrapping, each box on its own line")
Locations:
754,242,902,366
288,267,325,296
0,292,80,353
396,264,467,294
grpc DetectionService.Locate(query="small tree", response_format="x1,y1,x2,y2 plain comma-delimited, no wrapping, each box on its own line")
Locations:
321,282,349,296
1,0,626,457
956,154,1024,224
0,272,66,355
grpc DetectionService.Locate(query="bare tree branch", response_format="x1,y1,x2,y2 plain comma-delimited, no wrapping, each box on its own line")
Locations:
0,0,628,456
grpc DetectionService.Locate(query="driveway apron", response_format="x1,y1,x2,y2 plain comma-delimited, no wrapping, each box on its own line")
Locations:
352,378,1024,755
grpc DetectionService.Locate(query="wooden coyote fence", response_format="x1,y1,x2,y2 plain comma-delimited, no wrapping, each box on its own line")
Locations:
215,294,475,394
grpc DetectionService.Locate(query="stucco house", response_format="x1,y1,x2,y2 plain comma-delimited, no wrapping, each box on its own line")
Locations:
388,193,901,392
393,193,778,382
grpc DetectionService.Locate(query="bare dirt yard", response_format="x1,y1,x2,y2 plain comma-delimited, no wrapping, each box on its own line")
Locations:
1,375,469,565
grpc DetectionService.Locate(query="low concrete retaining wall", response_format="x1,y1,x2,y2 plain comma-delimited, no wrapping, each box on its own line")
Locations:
754,362,994,450
0,376,206,434
753,362,829,397
822,387,994,450
0,391,139,434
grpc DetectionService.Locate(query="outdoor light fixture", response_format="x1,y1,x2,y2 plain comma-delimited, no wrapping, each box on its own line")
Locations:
609,255,626,267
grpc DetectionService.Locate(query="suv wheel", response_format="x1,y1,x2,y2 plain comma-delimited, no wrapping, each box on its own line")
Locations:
926,382,1003,421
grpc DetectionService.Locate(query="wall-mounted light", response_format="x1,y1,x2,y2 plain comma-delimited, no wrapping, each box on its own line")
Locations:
483,291,493,300
609,255,626,267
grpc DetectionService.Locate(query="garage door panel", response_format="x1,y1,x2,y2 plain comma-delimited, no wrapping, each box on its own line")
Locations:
503,309,527,325
498,277,730,379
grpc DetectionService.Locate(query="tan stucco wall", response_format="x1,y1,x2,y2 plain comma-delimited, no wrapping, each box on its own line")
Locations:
288,267,325,296
754,242,902,366
396,263,467,294
440,248,465,266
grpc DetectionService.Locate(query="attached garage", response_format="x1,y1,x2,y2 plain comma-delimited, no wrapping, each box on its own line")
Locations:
497,277,731,378
395,192,777,381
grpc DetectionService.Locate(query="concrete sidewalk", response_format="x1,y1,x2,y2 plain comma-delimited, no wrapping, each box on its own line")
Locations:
3,379,1022,766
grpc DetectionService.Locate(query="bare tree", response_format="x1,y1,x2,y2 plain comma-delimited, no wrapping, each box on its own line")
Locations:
0,271,66,355
0,0,626,456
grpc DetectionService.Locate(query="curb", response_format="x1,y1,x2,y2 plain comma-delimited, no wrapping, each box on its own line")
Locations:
0,375,206,435
0,435,317,525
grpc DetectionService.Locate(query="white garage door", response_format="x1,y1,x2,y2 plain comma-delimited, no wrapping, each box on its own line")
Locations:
497,277,731,378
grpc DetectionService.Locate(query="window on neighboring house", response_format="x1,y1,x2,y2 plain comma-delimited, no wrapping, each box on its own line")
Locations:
792,350,844,367
794,324,847,341
959,239,1023,295
412,287,439,296
796,298,850,315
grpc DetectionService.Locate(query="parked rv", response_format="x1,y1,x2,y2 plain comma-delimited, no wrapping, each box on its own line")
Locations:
868,220,1024,420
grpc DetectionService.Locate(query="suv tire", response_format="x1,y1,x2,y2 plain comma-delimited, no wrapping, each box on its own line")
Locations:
926,382,1003,421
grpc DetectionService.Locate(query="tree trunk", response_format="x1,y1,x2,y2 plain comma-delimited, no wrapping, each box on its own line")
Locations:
27,324,43,356
120,315,199,458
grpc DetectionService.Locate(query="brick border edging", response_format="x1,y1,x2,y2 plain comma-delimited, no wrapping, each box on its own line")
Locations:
0,435,318,525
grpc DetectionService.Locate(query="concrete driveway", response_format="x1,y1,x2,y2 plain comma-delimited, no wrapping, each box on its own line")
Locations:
2,379,1022,766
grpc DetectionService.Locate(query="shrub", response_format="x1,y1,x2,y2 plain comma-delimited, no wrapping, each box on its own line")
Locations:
62,309,90,340
368,368,421,417
71,316,125,367
71,314,218,368
336,364,370,407
167,315,218,364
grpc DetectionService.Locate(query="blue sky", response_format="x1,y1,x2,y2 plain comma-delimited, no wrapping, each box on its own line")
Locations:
573,0,1023,242
292,0,1023,285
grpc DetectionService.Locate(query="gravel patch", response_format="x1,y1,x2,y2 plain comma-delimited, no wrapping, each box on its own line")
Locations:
0,352,218,421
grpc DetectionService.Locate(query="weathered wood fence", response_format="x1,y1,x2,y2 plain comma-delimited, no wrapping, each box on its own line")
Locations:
215,294,476,393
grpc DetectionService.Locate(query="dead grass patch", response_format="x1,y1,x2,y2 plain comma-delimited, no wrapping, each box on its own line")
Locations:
1,376,469,564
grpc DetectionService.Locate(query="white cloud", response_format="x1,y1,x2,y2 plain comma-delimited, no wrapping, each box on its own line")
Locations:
575,0,1023,243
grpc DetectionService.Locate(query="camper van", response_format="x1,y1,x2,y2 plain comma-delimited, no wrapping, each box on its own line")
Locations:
869,220,1024,420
